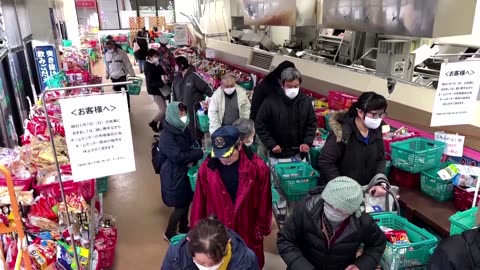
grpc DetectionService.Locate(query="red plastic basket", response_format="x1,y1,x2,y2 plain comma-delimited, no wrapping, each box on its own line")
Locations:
453,186,480,211
33,179,95,201
384,133,420,154
328,91,358,111
389,166,421,188
0,175,34,191
96,229,118,269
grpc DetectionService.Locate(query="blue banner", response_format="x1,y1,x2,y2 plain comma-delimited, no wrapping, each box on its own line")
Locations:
34,45,59,91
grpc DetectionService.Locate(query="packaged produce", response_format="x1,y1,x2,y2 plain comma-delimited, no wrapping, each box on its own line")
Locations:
381,227,411,244
28,239,57,269
438,164,480,188
0,188,34,206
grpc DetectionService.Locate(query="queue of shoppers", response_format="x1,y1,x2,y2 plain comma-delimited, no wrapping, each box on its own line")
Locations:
149,57,419,270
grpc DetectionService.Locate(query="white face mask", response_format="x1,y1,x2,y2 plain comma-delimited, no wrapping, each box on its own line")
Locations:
107,49,114,53
324,203,350,223
285,88,299,99
223,87,236,95
194,259,224,270
180,115,188,124
175,66,180,72
151,57,159,64
364,116,382,129
244,135,255,147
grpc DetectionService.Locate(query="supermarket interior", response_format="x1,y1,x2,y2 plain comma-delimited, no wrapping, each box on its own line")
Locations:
0,0,479,269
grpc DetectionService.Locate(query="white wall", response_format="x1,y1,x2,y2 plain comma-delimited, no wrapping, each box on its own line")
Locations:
175,0,196,23
26,0,55,44
62,0,80,46
270,26,291,45
435,0,480,46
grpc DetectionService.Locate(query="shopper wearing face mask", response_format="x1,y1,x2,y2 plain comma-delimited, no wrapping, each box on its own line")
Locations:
144,49,168,132
255,67,317,160
172,56,214,141
208,74,251,134
153,102,204,242
232,118,256,152
318,92,388,193
104,39,135,111
277,176,387,270
190,126,271,268
161,217,259,270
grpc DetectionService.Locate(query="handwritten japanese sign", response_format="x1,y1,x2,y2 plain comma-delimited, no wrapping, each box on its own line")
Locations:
60,94,135,180
434,132,465,157
431,61,480,127
34,45,59,91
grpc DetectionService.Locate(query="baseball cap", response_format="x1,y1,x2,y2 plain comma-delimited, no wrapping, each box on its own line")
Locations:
211,126,240,158
158,35,169,45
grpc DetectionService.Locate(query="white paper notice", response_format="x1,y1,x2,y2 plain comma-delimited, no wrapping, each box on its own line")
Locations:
174,24,189,46
60,94,136,180
434,132,465,157
205,49,215,59
431,61,480,127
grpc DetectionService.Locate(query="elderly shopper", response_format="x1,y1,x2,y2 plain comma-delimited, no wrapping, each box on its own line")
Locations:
190,126,271,268
153,102,204,242
277,176,387,270
255,67,317,161
208,74,251,134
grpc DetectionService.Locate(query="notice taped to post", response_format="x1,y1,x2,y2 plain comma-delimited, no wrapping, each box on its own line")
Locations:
60,94,136,180
431,61,480,127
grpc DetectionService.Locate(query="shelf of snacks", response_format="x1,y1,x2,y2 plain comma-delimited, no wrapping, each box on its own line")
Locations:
0,88,118,268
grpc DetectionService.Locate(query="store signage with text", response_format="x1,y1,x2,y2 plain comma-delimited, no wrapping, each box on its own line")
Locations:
75,0,96,8
434,132,465,157
431,61,480,127
174,24,189,46
34,45,59,91
60,94,136,180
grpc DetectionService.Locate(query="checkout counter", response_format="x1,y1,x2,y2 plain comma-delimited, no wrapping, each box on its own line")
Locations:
204,38,480,237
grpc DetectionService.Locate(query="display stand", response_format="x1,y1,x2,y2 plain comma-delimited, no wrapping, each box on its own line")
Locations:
0,165,32,270
42,81,132,269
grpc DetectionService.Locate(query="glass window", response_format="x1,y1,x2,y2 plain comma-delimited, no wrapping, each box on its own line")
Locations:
157,0,175,23
118,0,137,29
97,0,120,29
75,1,100,33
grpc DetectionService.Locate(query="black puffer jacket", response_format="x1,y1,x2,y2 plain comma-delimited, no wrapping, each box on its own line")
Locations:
277,187,386,270
255,89,317,158
250,61,295,121
429,228,480,270
133,36,148,60
318,111,386,186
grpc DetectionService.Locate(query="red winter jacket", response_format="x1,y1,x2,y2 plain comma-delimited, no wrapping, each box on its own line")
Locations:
190,149,272,268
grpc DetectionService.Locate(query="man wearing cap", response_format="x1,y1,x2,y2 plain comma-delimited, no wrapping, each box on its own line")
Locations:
190,126,272,268
277,176,386,270
157,35,176,86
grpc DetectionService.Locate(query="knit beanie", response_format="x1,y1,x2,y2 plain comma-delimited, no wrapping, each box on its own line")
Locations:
322,176,363,215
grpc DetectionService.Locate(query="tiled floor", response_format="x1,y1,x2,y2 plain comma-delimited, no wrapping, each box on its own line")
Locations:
93,60,287,269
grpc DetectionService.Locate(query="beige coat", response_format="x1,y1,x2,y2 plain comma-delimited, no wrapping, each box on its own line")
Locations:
208,85,251,134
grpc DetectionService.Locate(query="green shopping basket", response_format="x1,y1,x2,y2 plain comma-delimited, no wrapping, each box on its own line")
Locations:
420,162,454,202
371,213,437,269
127,76,143,95
449,207,478,236
96,177,108,193
274,162,319,201
391,138,445,173
196,112,209,133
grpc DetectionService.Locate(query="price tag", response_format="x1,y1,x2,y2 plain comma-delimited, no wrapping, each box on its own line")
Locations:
434,132,465,157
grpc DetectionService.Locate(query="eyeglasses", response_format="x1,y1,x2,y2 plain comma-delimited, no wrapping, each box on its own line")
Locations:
366,111,387,119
